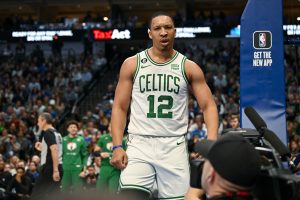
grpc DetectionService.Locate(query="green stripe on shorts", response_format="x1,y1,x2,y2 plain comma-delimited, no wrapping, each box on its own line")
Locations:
157,196,185,200
119,180,152,194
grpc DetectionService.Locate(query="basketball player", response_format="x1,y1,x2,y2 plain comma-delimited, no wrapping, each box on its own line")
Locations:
61,120,88,191
110,12,218,200
31,112,63,199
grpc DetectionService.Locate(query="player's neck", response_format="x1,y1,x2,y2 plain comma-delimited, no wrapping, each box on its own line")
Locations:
149,47,175,62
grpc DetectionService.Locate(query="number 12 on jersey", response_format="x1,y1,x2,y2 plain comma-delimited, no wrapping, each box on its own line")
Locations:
147,95,173,118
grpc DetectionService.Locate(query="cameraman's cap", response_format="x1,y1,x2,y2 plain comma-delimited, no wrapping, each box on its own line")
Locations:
194,133,260,188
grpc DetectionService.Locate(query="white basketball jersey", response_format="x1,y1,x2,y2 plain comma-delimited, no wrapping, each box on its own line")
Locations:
128,49,189,137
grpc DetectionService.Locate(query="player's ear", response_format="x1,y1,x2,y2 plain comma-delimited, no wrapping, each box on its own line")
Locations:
148,28,152,39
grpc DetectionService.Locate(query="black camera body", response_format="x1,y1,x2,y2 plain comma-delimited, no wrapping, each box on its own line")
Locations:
190,128,300,200
230,128,300,200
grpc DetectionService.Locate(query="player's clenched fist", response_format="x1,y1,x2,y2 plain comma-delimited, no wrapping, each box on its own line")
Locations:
110,148,128,170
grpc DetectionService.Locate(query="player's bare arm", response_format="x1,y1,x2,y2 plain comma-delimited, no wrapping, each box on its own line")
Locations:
185,59,218,140
110,55,136,169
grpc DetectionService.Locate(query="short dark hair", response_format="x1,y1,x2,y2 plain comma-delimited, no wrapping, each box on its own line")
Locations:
66,120,79,129
16,166,25,173
87,165,95,169
39,112,53,124
148,11,174,29
230,114,240,121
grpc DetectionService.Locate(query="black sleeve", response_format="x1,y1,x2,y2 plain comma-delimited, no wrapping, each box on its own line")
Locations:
43,130,56,147
6,177,16,192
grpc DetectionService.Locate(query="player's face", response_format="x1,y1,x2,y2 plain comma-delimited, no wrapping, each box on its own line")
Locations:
68,124,78,137
148,15,176,51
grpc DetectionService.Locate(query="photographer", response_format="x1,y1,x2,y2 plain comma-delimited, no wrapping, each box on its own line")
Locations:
185,133,260,200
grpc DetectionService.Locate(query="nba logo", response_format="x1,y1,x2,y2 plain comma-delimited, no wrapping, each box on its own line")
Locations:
253,31,272,49
259,33,266,48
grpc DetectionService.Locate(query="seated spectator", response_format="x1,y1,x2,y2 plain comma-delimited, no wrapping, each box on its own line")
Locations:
4,135,21,159
80,165,98,190
289,136,300,156
188,114,207,140
7,166,32,199
229,114,240,129
30,156,40,168
81,67,93,83
92,50,107,73
26,161,39,184
224,97,239,115
0,162,13,190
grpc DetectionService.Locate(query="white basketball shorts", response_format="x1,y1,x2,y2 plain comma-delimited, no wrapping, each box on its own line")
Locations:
120,134,190,199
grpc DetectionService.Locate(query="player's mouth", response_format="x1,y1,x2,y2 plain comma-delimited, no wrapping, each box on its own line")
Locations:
160,39,169,45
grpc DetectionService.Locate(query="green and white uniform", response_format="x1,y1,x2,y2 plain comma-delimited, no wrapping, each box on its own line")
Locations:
120,49,189,199
96,134,126,192
62,135,88,191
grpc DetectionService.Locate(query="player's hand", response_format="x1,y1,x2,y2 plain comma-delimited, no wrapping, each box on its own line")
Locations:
79,171,86,178
35,142,42,151
53,171,60,182
110,148,128,170
101,152,110,158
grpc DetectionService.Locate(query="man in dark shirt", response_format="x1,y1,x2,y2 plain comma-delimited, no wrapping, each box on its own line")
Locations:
7,166,32,199
30,112,63,200
185,134,260,200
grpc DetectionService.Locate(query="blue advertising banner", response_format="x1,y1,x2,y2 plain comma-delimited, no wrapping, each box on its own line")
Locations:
240,0,287,143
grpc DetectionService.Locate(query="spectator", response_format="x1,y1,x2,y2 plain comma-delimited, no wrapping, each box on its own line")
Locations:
229,114,240,129
7,166,32,199
92,50,107,73
81,67,93,83
25,161,39,184
80,165,98,190
224,97,239,115
0,162,13,190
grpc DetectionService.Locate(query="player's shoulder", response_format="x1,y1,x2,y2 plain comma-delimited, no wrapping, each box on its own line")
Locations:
184,58,199,68
184,59,203,79
119,55,139,76
122,54,138,67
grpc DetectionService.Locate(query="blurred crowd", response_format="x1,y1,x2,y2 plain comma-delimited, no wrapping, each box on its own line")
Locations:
0,10,237,31
0,38,299,198
0,38,107,197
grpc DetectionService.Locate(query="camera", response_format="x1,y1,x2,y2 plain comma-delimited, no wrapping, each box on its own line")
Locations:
190,158,204,189
230,128,300,200
189,128,300,200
